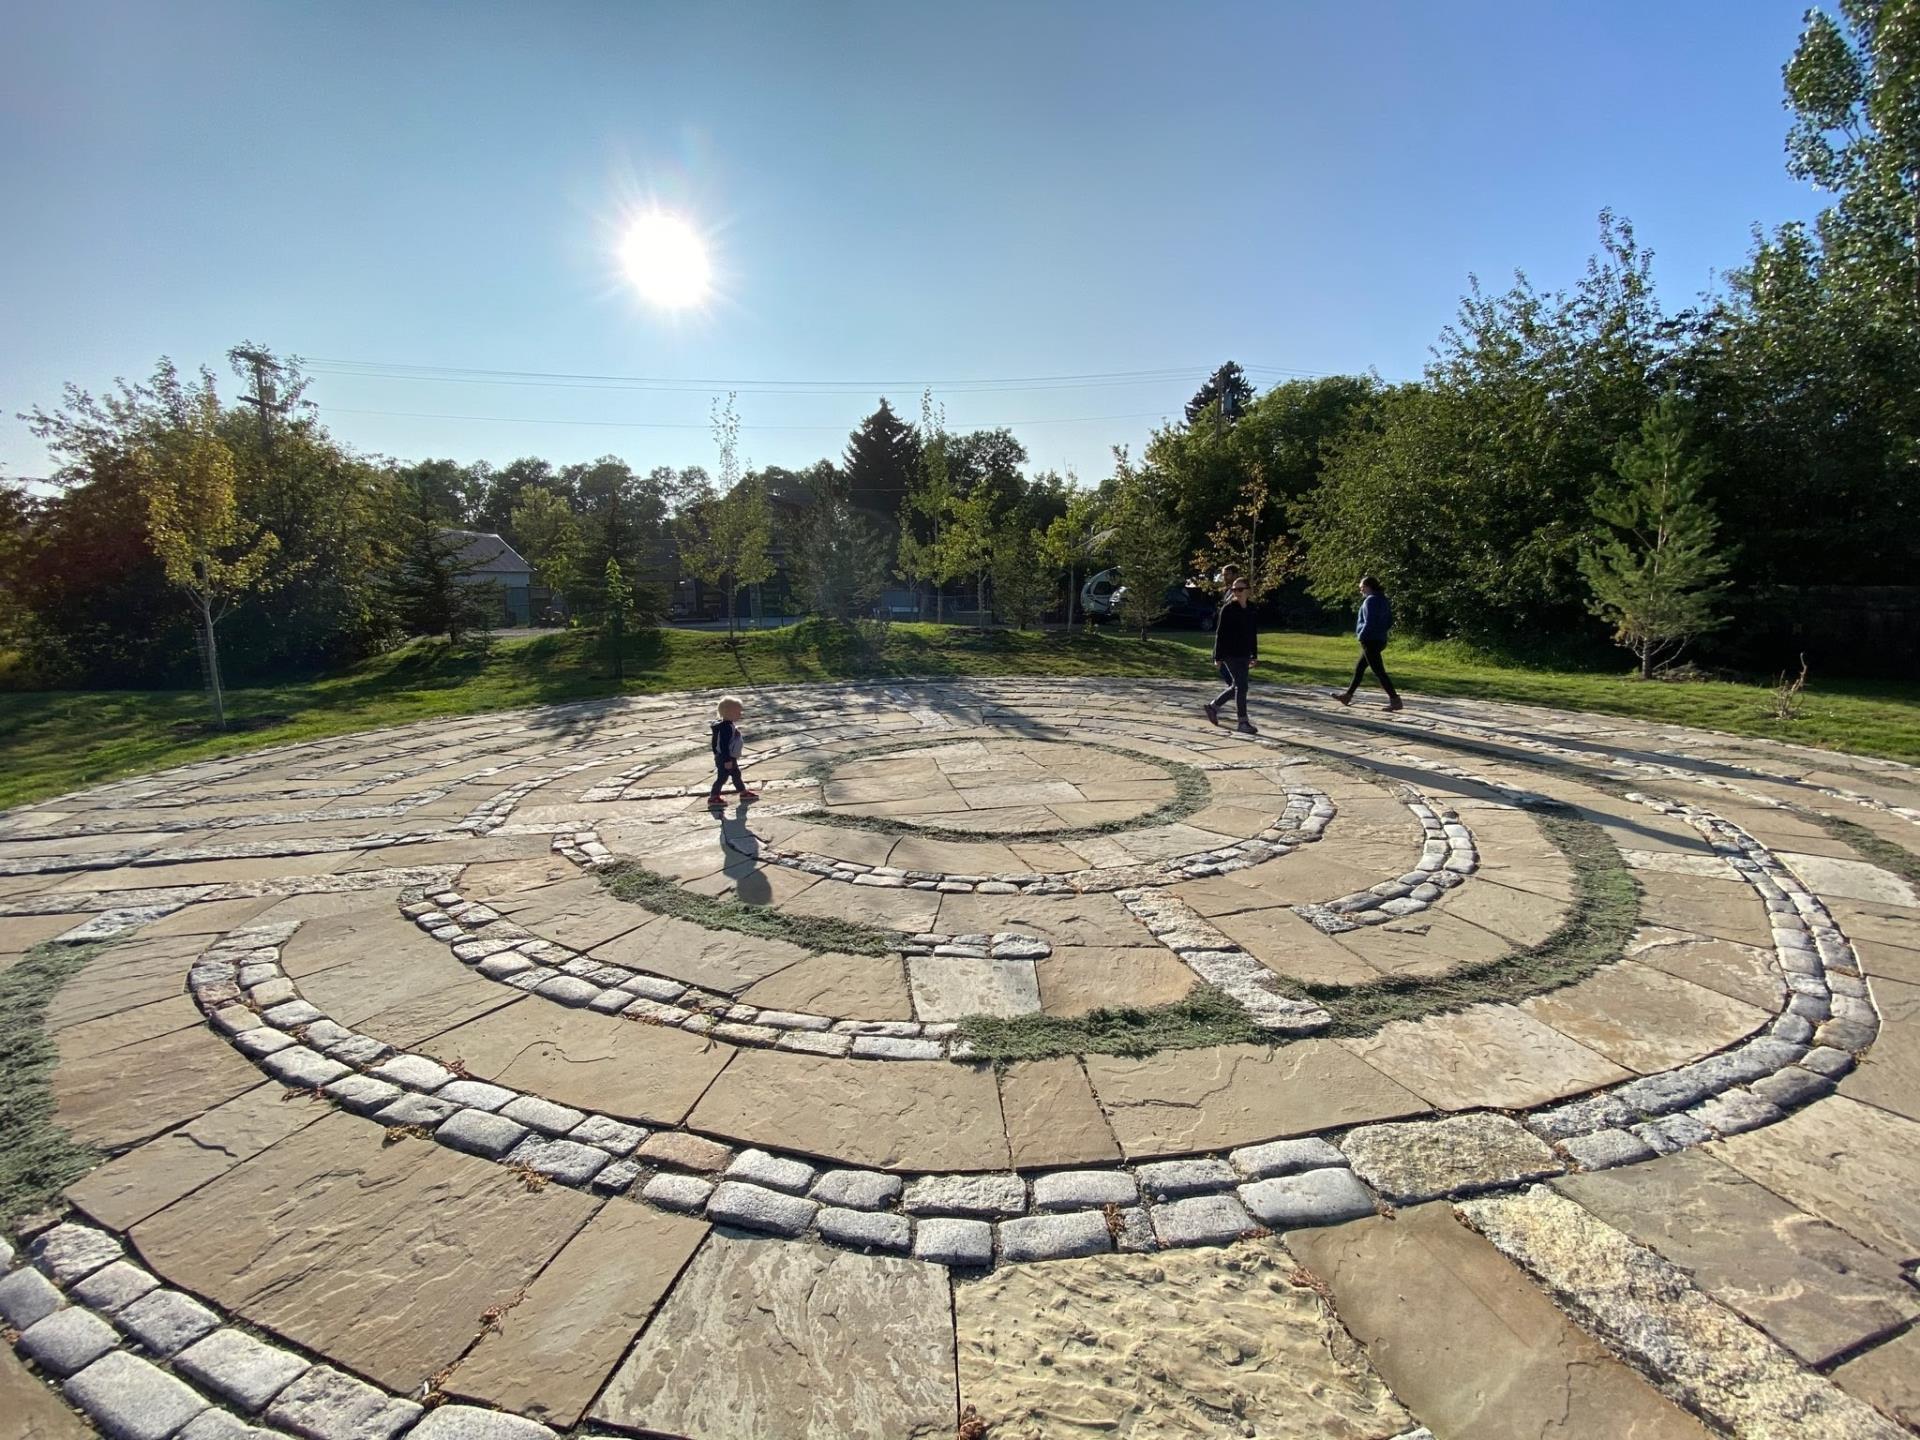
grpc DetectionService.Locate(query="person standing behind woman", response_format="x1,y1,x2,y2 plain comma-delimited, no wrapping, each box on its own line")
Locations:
1205,575,1260,734
1335,575,1403,711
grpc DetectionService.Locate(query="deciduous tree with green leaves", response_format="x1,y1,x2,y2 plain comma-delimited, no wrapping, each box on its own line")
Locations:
789,464,893,619
676,394,773,637
1036,481,1103,629
1107,449,1186,638
137,379,281,729
1192,467,1291,602
601,556,633,680
940,483,997,625
897,391,957,621
1580,395,1730,679
990,521,1053,630
511,487,585,615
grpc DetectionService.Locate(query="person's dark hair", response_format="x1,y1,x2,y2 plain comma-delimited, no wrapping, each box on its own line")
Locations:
1359,575,1381,594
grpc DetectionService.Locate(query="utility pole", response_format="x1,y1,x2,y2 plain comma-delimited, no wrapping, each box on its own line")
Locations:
233,347,288,458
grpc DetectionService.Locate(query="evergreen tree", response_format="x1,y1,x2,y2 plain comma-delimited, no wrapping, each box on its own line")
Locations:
790,464,893,619
843,398,921,519
1579,395,1729,678
1185,362,1256,426
386,482,495,643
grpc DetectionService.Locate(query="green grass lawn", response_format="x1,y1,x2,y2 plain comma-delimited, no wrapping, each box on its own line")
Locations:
2,620,1915,809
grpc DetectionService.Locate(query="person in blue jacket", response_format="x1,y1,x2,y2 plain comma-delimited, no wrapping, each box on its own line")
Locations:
1334,575,1402,711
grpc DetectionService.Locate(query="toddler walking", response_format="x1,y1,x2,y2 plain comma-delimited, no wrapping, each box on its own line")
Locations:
706,695,758,806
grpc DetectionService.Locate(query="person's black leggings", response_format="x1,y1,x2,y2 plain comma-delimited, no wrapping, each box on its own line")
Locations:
709,758,747,797
1349,642,1398,699
1212,657,1251,720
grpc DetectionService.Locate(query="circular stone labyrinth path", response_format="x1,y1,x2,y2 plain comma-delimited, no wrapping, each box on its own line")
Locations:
4,680,1920,1440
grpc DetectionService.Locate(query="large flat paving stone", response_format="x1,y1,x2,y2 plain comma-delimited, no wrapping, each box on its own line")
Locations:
1518,960,1767,1073
590,1230,957,1440
44,936,208,1030
1833,1327,1920,1430
937,891,1149,948
130,1111,596,1392
1778,852,1919,908
1629,933,1787,1011
54,1023,262,1151
589,915,811,994
67,1083,332,1229
1838,973,1920,1122
777,879,942,935
1338,1002,1632,1111
420,999,733,1126
1208,907,1386,986
738,948,912,1019
1711,1095,1920,1263
1085,1040,1425,1159
279,903,448,981
955,1240,1409,1439
1037,945,1203,1016
1,1344,96,1440
1289,1204,1714,1439
54,994,203,1061
1555,1150,1920,1366
689,1048,1010,1171
450,1199,708,1427
998,1057,1121,1168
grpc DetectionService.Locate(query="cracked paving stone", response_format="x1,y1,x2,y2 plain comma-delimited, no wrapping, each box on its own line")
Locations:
1341,1112,1563,1204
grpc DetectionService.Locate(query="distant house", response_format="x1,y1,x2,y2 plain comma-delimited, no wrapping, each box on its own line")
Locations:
440,529,536,625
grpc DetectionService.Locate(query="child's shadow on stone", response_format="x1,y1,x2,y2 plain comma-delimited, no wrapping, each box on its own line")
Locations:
713,803,774,908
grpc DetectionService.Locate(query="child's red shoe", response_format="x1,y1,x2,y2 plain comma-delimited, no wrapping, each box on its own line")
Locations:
738,789,760,802
705,794,725,808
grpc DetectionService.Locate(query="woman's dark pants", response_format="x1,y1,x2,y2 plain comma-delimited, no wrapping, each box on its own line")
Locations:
1349,642,1398,699
1213,657,1251,721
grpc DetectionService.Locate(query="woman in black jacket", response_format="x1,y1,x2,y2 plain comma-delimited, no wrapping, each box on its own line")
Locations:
1204,577,1259,734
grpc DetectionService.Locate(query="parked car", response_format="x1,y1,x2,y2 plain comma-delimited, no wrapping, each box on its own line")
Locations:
1081,568,1217,629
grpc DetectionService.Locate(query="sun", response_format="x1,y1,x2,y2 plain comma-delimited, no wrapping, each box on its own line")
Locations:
618,211,712,310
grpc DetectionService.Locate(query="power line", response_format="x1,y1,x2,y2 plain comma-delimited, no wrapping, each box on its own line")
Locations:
324,405,1183,432
303,355,1360,395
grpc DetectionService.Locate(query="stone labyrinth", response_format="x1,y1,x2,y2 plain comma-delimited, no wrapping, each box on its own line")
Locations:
4,678,1920,1439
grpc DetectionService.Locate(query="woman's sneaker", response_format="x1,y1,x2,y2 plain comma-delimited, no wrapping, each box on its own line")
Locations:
1203,701,1221,727
1236,720,1259,735
1387,698,1404,712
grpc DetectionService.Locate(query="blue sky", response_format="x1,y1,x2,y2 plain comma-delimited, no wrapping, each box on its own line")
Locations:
2,1,1824,487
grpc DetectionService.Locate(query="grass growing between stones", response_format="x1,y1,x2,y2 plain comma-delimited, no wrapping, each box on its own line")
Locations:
0,942,107,1225
794,736,1214,845
954,808,1637,1060
596,861,900,957
1809,812,1920,890
955,984,1263,1061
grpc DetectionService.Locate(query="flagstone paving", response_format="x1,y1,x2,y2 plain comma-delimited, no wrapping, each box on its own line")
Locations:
4,675,1920,1437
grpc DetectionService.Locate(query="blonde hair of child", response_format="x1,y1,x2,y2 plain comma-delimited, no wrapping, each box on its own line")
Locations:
717,695,744,718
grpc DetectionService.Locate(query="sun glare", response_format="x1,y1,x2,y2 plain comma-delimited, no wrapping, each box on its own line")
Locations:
619,211,712,310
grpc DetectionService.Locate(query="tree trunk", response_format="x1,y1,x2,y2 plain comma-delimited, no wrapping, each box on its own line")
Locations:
1066,566,1076,630
725,573,736,638
199,599,227,731
977,572,988,628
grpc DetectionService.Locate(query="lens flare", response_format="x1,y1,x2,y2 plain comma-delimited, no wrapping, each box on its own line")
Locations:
618,211,712,309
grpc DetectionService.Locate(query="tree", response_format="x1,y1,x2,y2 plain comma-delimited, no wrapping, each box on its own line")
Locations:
842,398,921,520
1036,481,1103,629
991,522,1053,629
386,482,494,644
789,464,893,619
945,428,1029,513
1784,1,1920,322
511,487,584,615
1579,395,1729,678
601,557,633,681
1107,449,1186,638
940,483,998,624
1193,467,1291,601
1185,362,1256,427
677,394,773,636
397,458,482,525
897,391,957,621
137,378,281,728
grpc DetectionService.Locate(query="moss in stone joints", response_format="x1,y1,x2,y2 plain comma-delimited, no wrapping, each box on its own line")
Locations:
0,941,111,1225
1805,810,1920,891
596,861,900,957
954,806,1637,1061
793,735,1215,844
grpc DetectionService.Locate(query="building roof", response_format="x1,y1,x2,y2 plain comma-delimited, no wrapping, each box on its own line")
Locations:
439,529,532,576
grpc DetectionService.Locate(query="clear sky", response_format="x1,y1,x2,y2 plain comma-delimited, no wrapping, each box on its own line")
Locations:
1,0,1824,487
